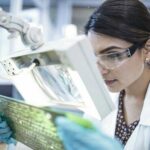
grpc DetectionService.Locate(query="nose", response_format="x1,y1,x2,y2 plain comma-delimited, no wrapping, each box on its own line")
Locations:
97,63,110,75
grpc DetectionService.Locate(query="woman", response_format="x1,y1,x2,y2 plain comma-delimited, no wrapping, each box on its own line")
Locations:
85,0,150,149
56,0,150,150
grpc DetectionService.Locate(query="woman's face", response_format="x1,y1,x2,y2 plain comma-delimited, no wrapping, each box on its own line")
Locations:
88,32,145,92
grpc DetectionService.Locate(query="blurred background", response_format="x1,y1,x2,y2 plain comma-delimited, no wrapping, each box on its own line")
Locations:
0,0,150,99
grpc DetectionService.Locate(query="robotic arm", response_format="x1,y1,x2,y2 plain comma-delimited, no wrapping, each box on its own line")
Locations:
0,8,44,50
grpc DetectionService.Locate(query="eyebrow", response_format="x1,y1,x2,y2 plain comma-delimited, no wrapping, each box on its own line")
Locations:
96,46,123,55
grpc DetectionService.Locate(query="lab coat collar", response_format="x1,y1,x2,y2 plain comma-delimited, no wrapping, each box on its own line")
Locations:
139,83,150,126
101,83,150,138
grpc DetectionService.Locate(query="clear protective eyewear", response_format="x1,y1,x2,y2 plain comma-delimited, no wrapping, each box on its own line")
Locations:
96,44,140,70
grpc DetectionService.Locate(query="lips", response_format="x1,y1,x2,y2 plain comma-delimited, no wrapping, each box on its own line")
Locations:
104,79,117,86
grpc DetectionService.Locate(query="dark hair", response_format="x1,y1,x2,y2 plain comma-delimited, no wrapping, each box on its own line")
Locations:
85,0,150,45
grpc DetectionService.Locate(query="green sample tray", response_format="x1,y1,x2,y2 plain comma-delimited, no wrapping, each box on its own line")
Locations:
0,95,66,150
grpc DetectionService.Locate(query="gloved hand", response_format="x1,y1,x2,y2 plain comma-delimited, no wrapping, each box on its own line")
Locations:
0,117,15,144
55,116,123,150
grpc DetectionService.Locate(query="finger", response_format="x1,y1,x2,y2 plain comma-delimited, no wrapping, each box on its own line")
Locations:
0,131,12,140
0,127,10,134
0,121,7,128
2,138,17,145
7,138,17,145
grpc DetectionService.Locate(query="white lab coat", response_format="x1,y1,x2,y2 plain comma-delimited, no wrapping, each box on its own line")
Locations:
101,83,150,150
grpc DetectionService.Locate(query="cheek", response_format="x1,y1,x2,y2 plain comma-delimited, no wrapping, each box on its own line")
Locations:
116,53,144,87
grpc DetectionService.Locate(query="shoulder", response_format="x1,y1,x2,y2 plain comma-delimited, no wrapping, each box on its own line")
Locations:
139,83,150,126
125,125,150,150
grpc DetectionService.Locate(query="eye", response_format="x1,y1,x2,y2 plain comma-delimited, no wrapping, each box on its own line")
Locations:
107,52,122,59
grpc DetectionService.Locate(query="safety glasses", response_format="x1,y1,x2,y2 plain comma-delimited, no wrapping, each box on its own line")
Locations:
96,44,140,69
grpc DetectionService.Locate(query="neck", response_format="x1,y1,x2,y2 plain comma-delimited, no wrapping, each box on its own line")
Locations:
125,69,150,101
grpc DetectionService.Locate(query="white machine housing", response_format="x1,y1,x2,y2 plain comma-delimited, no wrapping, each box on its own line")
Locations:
0,35,114,120
0,9,114,119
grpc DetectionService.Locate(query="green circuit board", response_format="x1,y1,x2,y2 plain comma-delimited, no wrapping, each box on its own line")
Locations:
0,95,65,150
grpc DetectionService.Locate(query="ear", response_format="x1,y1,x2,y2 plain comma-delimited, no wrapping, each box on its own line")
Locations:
143,39,150,67
144,39,150,50
143,39,150,58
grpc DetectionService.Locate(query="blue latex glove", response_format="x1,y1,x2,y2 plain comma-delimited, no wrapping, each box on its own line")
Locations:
55,117,123,150
0,117,15,144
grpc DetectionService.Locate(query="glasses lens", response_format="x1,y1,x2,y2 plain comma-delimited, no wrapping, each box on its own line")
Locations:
97,49,130,69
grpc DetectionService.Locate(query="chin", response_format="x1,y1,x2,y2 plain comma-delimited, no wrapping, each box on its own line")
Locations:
107,86,123,93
